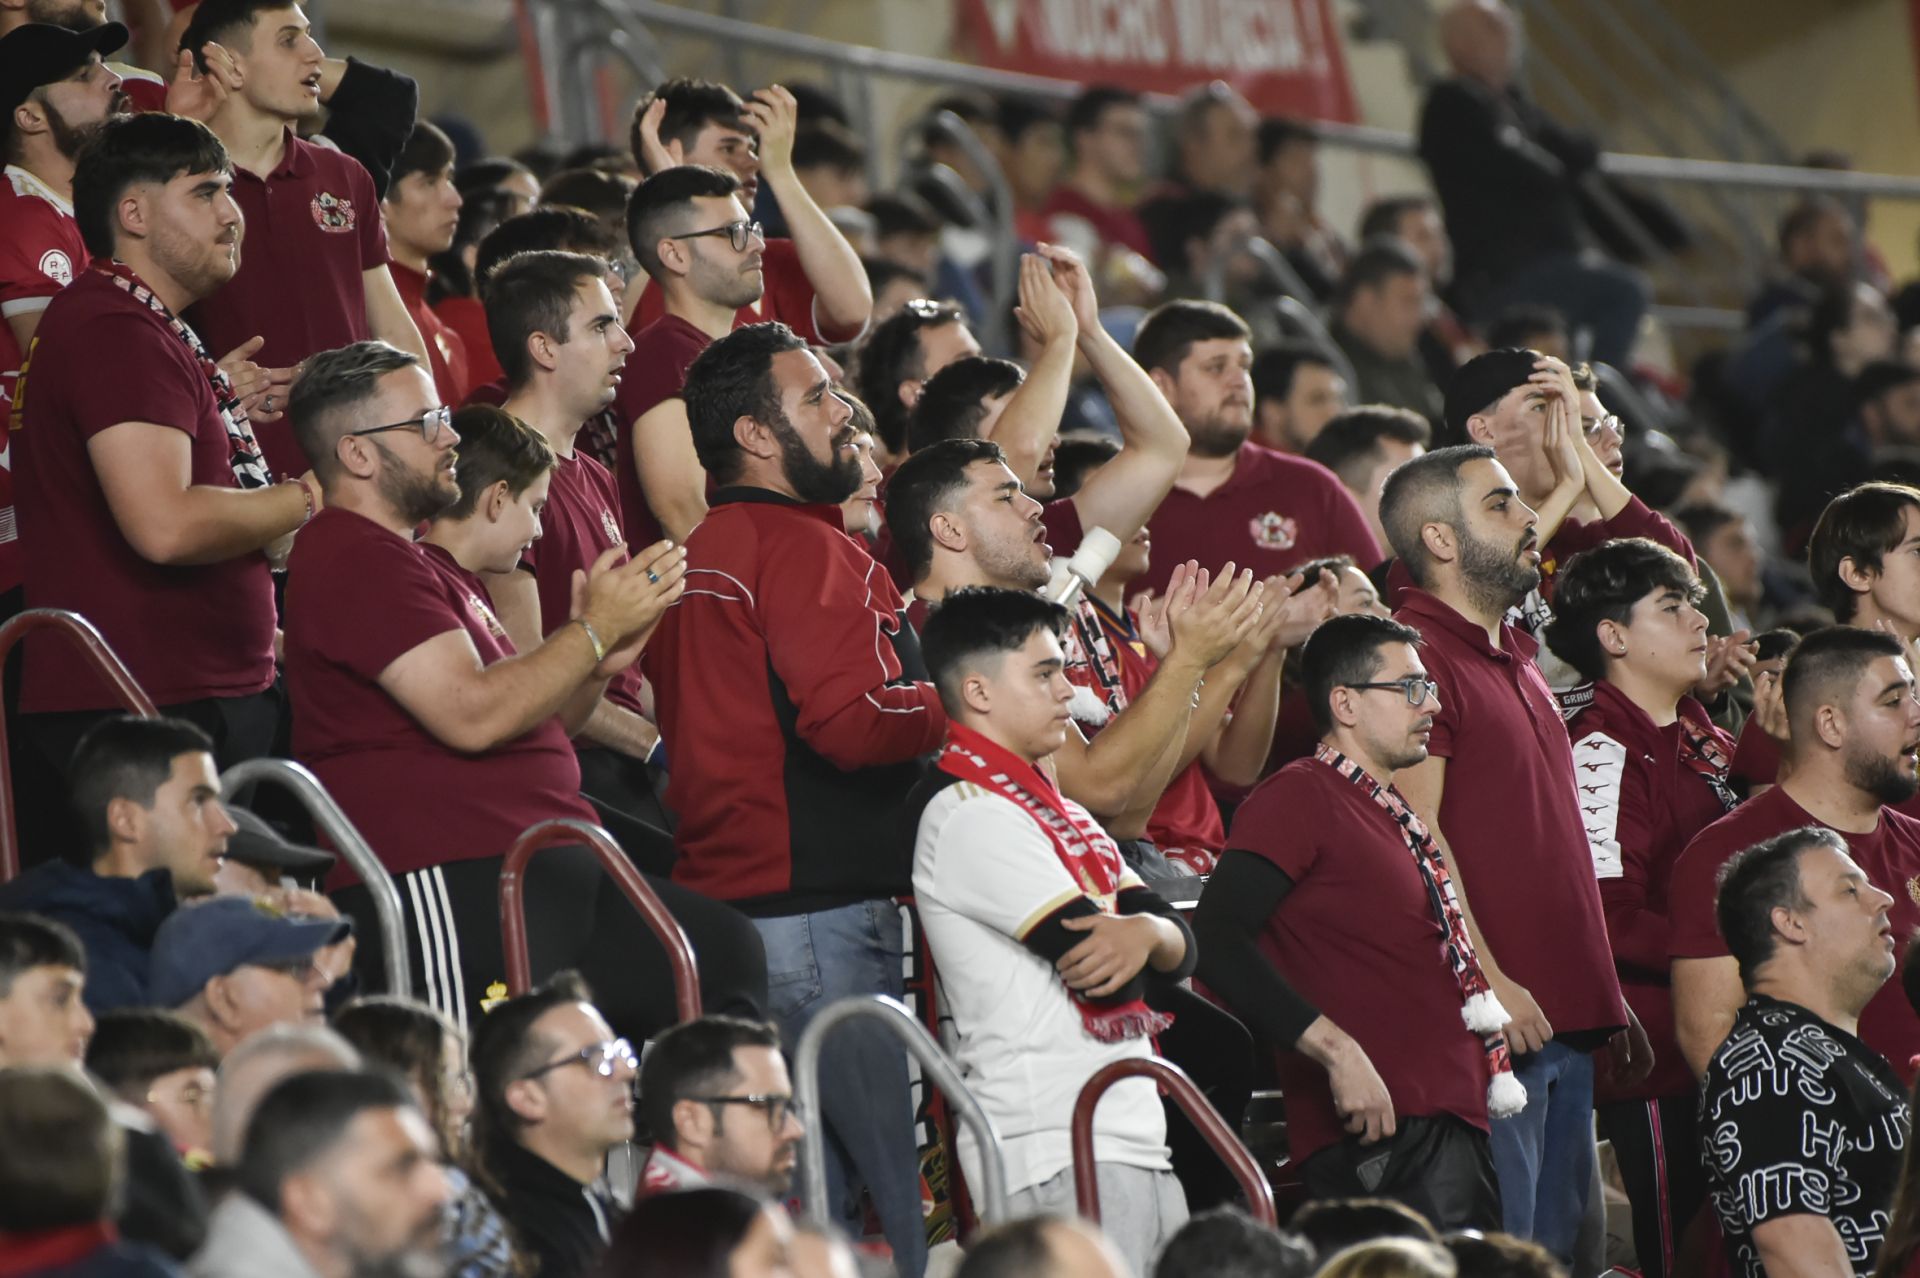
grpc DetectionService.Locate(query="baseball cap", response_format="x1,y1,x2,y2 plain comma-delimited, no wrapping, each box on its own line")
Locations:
225,807,335,878
149,895,352,1009
0,22,129,125
1442,347,1541,446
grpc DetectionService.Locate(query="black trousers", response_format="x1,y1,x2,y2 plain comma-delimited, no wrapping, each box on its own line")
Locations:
1300,1113,1503,1233
1148,981,1256,1212
1598,1093,1704,1278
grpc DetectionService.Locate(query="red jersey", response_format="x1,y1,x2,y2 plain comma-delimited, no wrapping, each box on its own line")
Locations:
283,509,594,883
1039,186,1155,263
613,314,712,550
391,260,468,406
435,294,502,388
629,237,860,344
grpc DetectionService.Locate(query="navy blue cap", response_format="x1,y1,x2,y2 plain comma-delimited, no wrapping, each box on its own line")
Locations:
149,895,352,1009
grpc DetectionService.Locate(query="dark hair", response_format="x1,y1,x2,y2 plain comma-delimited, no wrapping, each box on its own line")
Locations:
1142,191,1246,272
1065,85,1141,139
626,164,741,281
1133,300,1250,377
1301,613,1423,735
0,1067,121,1229
0,912,86,994
907,357,1026,455
1781,625,1907,742
475,207,619,298
922,93,997,148
997,97,1060,145
435,406,556,521
1808,483,1920,621
1252,341,1336,405
1855,360,1920,417
72,114,231,259
682,322,809,485
429,186,519,304
869,191,942,239
289,342,423,482
333,996,467,1157
786,82,851,128
1256,116,1316,165
1543,538,1703,683
389,122,457,192
1304,407,1431,489
1485,305,1568,353
178,0,286,68
539,167,637,230
592,1186,770,1278
1442,1232,1563,1278
955,1216,1065,1278
1334,240,1423,310
1289,1197,1442,1257
85,1009,218,1095
884,437,1006,582
853,302,970,454
637,1015,783,1153
1154,1208,1316,1278
630,78,748,175
792,121,867,176
454,157,536,200
470,970,594,1153
1358,195,1435,244
1755,627,1803,665
1778,195,1850,259
1378,444,1498,587
1051,436,1121,502
237,1068,420,1212
68,715,216,856
863,257,924,298
1716,826,1845,985
921,587,1070,713
483,249,610,388
1809,282,1882,365
1673,502,1743,546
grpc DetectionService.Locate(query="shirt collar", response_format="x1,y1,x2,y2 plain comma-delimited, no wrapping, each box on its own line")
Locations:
237,128,314,181
1398,587,1536,663
3,163,72,215
710,485,846,530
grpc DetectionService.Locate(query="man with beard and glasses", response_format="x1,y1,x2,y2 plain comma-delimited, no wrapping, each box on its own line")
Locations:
1128,300,1382,597
281,341,769,1045
1670,627,1920,1084
644,321,944,1277
1379,445,1642,1265
192,1068,450,1278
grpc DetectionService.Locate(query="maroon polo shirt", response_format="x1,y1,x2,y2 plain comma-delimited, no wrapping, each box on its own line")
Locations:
1141,443,1381,596
284,508,594,884
614,313,713,550
186,130,388,476
14,269,276,711
630,237,860,344
1229,758,1493,1161
391,260,468,407
1394,588,1626,1040
1668,784,1920,1081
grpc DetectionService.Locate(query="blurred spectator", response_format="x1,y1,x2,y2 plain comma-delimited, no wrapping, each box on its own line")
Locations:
1043,86,1159,296
381,122,469,404
1332,242,1444,426
1419,0,1647,367
790,120,869,214
1251,341,1349,454
634,1015,803,1196
864,258,928,322
853,300,981,459
953,1216,1132,1278
1483,306,1569,363
1676,502,1768,632
1158,82,1257,202
209,809,335,898
1442,1232,1563,1278
470,972,633,1278
1253,117,1345,302
1360,194,1479,386
1775,349,1918,549
868,191,942,282
0,911,92,1067
1751,196,1859,329
1304,406,1432,557
428,185,518,383
992,97,1068,245
591,1186,792,1278
1151,1207,1316,1278
1318,1238,1459,1278
539,167,641,285
85,1008,220,1162
840,415,885,541
207,1023,359,1167
917,93,1001,199
1142,192,1275,343
456,157,540,217
1292,1197,1443,1258
193,1068,449,1278
150,895,350,1056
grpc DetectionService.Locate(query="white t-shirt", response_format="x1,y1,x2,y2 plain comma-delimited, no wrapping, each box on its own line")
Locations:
913,779,1170,1194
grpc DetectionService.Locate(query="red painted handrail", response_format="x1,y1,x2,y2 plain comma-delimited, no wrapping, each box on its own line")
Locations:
1070,1056,1276,1227
497,817,701,1022
0,609,158,884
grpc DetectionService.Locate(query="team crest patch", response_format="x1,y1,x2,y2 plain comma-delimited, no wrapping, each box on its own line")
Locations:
1249,511,1298,551
310,192,356,232
1909,875,1920,908
36,249,71,286
468,593,506,638
600,508,622,546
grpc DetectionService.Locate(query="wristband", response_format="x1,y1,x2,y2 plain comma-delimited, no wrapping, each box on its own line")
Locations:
575,617,608,663
286,477,315,526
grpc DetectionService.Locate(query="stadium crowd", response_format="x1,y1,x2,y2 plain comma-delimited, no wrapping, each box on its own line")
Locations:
5,0,1920,1276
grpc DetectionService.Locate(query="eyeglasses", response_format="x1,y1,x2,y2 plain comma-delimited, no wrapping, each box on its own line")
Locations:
667,220,764,253
147,1079,214,1112
1582,414,1626,439
1342,677,1439,706
900,298,958,321
521,1037,638,1082
347,405,454,445
690,1093,800,1130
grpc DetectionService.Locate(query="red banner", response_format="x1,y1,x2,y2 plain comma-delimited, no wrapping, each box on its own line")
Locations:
955,0,1357,124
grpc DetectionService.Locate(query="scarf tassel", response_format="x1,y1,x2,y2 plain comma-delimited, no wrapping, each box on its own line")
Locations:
1460,989,1511,1036
1083,1006,1175,1045
1487,1071,1528,1119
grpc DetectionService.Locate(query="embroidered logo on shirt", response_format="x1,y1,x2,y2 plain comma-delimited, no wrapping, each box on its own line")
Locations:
1909,875,1920,909
310,192,357,232
600,508,622,547
35,249,71,285
468,592,506,638
1249,511,1298,551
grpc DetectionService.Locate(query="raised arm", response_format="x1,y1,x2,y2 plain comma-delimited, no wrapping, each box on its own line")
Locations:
984,255,1076,488
743,87,871,341
630,398,709,544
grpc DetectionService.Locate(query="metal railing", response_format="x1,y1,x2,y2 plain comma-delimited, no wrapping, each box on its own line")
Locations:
1071,1057,1276,1227
220,758,412,997
497,816,702,1021
793,995,1010,1224
0,609,158,884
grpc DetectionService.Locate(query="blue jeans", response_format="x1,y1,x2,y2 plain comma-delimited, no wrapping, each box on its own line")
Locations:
1488,1039,1596,1264
1478,251,1649,369
754,902,926,1278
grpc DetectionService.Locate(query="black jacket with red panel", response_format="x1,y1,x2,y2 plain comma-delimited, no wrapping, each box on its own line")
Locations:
644,487,946,916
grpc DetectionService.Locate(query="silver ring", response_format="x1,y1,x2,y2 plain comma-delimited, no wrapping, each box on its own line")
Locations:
263,395,274,410
646,570,659,584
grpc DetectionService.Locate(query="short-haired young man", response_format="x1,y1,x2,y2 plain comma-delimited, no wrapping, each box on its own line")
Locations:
0,716,236,1011
1669,627,1920,1081
1303,406,1431,556
1194,612,1507,1231
1700,827,1910,1278
1810,482,1920,655
14,112,316,799
1130,300,1382,596
470,972,635,1278
454,204,622,398
1042,84,1155,269
628,77,870,345
1379,445,1639,1263
381,120,468,404
1330,241,1442,425
1543,538,1732,1278
853,298,981,459
1678,501,1767,633
177,0,429,473
0,911,92,1066
1250,341,1347,454
909,587,1196,1272
643,321,941,1276
635,1014,803,1196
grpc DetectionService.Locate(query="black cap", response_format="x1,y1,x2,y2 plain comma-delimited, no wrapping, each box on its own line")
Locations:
225,807,336,877
0,21,129,125
1442,347,1541,446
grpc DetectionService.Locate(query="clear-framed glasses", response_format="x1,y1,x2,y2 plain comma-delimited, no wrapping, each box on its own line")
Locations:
347,404,454,446
667,219,764,253
1342,676,1439,707
521,1037,638,1082
690,1093,800,1130
1582,413,1626,440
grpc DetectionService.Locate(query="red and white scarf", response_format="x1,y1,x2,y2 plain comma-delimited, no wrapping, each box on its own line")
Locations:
938,722,1173,1043
96,259,272,490
1314,744,1527,1117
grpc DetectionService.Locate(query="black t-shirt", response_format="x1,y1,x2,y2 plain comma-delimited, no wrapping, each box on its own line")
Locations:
1701,995,1911,1278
